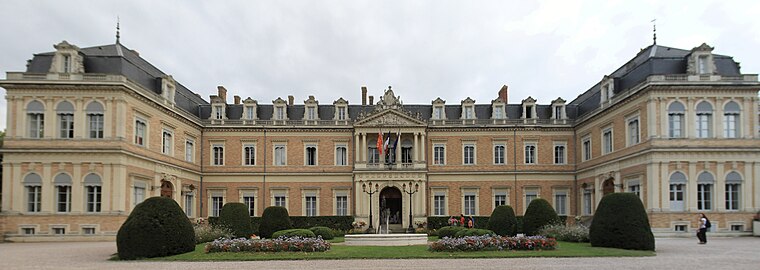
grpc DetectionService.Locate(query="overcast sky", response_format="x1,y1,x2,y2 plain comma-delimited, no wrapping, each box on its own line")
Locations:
2,0,759,130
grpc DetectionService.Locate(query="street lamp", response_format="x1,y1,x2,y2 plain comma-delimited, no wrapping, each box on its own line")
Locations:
361,181,380,234
402,180,420,233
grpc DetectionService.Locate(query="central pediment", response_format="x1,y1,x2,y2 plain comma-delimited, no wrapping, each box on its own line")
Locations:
354,109,426,127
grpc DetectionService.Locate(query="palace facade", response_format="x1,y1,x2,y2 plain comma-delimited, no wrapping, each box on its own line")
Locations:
1,40,759,241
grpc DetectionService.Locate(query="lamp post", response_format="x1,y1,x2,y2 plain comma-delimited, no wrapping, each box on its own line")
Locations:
361,181,380,234
402,180,420,233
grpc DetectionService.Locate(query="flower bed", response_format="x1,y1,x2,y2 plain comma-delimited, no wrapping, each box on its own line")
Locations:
205,236,331,253
428,235,557,252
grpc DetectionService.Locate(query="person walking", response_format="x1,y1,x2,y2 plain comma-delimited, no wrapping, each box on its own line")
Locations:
460,214,465,227
697,213,709,244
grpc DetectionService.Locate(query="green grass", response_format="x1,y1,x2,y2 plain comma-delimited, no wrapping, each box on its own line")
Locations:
152,241,654,261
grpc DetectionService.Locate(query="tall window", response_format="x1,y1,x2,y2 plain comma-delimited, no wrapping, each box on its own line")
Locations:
464,107,474,119
723,101,740,138
336,195,348,216
27,101,45,138
57,101,74,139
493,106,503,118
627,117,639,145
24,173,42,212
275,145,286,166
243,195,255,216
274,195,286,207
63,55,71,73
434,145,445,165
54,174,72,213
275,107,285,120
133,183,146,206
367,147,379,164
463,145,475,165
245,106,255,120
554,145,565,164
184,193,194,216
628,182,641,198
337,107,346,120
697,172,714,211
494,145,505,164
434,194,446,216
602,128,613,154
725,172,742,210
401,147,412,164
582,137,591,161
695,101,713,138
494,192,507,207
669,172,687,211
554,106,562,119
583,190,592,215
668,101,685,138
433,107,442,119
212,145,224,165
185,140,194,162
525,189,538,210
306,146,317,166
84,174,102,213
525,105,533,118
305,195,317,216
211,195,223,217
554,191,567,215
698,55,709,74
524,144,536,164
134,119,146,146
162,129,173,155
307,107,316,120
463,194,476,215
214,105,223,119
86,102,104,139
336,146,347,166
243,145,255,166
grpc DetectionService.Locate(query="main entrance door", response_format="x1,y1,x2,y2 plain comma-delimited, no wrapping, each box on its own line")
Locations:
379,187,402,224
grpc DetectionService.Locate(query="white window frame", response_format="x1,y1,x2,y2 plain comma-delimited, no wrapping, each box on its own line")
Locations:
582,135,591,161
87,112,104,139
271,189,288,209
553,189,568,216
602,127,613,155
462,189,478,216
553,142,566,165
303,190,319,217
134,117,147,147
240,190,257,217
493,144,505,165
723,101,741,138
668,101,685,138
337,106,347,120
433,190,447,216
492,188,508,209
695,101,713,138
185,139,195,162
132,180,147,207
211,143,225,166
524,142,537,164
58,112,74,139
161,128,174,156
334,190,349,216
697,183,713,211
582,189,593,215
433,144,446,165
463,143,476,165
524,188,539,214
243,144,256,166
210,193,224,217
335,145,348,166
305,145,318,166
274,144,287,166
626,116,640,146
184,192,194,217
56,184,72,213
85,185,102,213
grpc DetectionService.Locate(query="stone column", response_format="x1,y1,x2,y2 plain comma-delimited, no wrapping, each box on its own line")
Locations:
396,133,402,163
646,162,660,211
688,162,697,212
42,163,53,213
421,133,426,162
746,161,756,211
715,162,725,211
354,133,360,162
361,133,367,162
102,163,112,212
74,98,85,139
413,132,419,162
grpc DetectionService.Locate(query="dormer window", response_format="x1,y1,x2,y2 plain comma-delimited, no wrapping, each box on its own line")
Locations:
333,98,348,121
273,97,288,120
491,99,506,119
303,96,319,121
434,107,443,119
431,97,446,120
214,105,224,120
307,107,316,120
688,43,715,75
521,97,537,119
698,56,709,74
494,107,503,118
599,76,615,104
244,98,259,121
460,97,476,120
63,55,71,73
49,41,83,74
551,97,566,120
160,75,176,105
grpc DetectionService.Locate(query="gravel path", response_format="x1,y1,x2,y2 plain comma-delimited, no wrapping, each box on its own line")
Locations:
1,237,759,269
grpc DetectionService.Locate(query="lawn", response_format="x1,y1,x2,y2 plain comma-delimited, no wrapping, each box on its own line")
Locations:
154,241,654,261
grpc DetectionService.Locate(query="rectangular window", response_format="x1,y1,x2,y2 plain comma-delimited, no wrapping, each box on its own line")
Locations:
494,193,507,207
554,192,567,215
525,190,538,209
86,186,102,212
554,106,562,119
401,147,412,164
674,224,687,232
669,184,685,211
275,145,286,166
338,107,346,120
184,193,194,217
524,144,536,164
730,225,743,232
602,128,613,154
367,147,379,164
246,106,255,120
88,114,104,139
669,113,684,138
583,190,592,215
274,195,286,207
63,55,71,73
211,196,223,217
554,145,565,164
162,130,173,155
82,227,96,235
305,196,317,216
697,184,712,210
464,107,474,119
336,195,348,216
185,140,194,162
725,184,740,210
27,186,41,212
306,146,317,166
243,196,255,216
212,145,224,165
434,194,446,216
134,119,146,146
307,107,316,120
582,137,591,161
698,55,708,74
28,113,45,138
628,184,641,198
463,145,475,165
433,107,442,119
627,118,640,145
276,107,285,120
724,114,738,138
59,113,74,138
336,146,347,166
214,105,223,119
53,227,66,235
494,107,503,119
244,145,255,166
434,145,445,165
494,145,505,165
696,113,711,138
133,185,145,206
57,186,71,212
464,195,476,216
525,105,533,118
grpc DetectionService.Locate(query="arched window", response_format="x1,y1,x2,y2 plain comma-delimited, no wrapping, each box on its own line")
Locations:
53,173,72,212
86,101,104,139
668,172,686,211
84,173,102,212
56,101,75,139
695,101,712,138
723,101,741,138
27,101,45,138
23,173,42,212
725,172,742,210
667,101,685,138
697,172,714,210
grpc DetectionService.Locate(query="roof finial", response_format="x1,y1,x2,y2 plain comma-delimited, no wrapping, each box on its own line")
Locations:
116,16,121,44
651,18,656,45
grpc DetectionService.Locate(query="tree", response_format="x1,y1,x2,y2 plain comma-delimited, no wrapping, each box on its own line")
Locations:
590,193,655,251
487,205,517,236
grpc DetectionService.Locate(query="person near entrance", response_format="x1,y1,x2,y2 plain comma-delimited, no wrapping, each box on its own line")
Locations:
467,216,474,228
697,213,710,244
459,214,465,227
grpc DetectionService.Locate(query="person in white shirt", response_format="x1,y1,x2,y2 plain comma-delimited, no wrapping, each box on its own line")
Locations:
697,213,708,244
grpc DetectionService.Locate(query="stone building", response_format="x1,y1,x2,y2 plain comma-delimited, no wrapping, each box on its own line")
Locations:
0,39,758,241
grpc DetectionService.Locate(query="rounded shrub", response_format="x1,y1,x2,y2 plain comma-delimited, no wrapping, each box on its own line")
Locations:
523,198,560,236
436,226,465,238
218,202,253,238
309,226,334,240
590,193,655,251
487,205,517,236
258,206,293,239
116,197,195,260
453,228,496,238
272,228,316,239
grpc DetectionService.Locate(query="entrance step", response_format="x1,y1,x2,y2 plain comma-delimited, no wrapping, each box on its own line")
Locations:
345,233,428,246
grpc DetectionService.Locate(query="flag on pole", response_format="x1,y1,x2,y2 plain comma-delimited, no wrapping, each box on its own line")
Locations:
392,130,400,150
383,130,391,154
376,131,383,154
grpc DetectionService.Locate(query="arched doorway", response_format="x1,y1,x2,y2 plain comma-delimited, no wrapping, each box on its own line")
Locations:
602,178,615,195
379,187,402,224
160,180,174,198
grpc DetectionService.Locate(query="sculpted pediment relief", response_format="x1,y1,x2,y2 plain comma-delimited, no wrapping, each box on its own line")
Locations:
355,109,425,127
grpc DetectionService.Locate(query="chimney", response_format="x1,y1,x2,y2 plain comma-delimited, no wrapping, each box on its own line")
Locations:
498,85,508,103
368,95,374,105
288,95,294,106
234,95,241,105
361,85,367,105
217,86,228,103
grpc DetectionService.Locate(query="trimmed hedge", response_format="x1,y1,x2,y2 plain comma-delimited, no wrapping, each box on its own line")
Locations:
590,193,655,251
258,206,293,239
218,203,254,238
436,226,465,238
208,215,353,235
523,199,561,236
454,228,496,238
487,205,518,236
309,226,335,240
272,228,316,239
116,197,195,260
